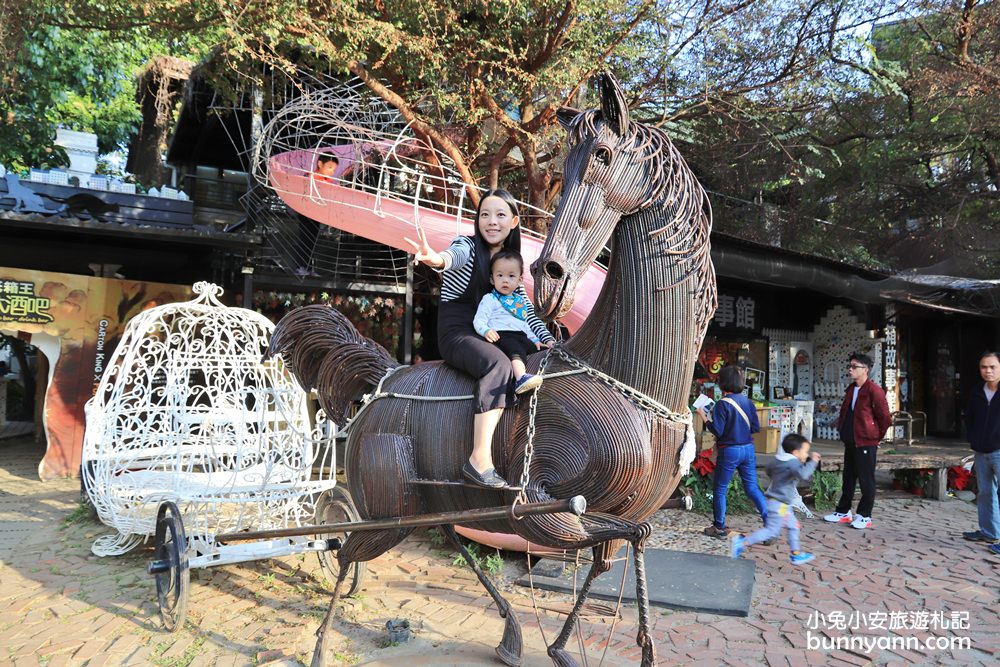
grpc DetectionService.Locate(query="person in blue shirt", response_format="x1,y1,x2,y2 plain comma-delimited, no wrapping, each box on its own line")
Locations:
697,365,769,538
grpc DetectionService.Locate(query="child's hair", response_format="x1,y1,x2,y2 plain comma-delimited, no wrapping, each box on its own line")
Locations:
717,365,744,394
317,154,339,166
490,249,524,274
782,433,809,454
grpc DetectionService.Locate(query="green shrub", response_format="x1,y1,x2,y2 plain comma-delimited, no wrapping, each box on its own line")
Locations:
811,470,842,510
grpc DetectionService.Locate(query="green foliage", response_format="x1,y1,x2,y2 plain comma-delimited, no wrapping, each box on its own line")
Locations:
682,469,757,516
810,471,843,511
0,7,214,171
451,540,504,575
62,501,92,527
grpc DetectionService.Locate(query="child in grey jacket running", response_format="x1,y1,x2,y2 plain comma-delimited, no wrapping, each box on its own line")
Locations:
732,434,821,565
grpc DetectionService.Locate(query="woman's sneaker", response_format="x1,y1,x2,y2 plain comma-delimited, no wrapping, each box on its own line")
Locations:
824,510,853,524
703,525,731,539
790,551,815,565
850,515,872,530
962,530,1000,544
514,373,543,394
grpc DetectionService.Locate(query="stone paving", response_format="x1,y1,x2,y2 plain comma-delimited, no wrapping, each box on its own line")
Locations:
1,436,998,666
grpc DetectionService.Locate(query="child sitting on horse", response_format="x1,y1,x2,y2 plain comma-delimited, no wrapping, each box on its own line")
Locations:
405,189,555,489
731,433,821,565
473,249,547,395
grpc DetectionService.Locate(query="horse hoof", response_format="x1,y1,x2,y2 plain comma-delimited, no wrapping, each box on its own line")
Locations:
495,644,522,666
496,609,522,666
547,647,578,667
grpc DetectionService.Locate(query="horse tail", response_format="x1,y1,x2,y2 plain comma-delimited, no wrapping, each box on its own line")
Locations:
266,305,400,425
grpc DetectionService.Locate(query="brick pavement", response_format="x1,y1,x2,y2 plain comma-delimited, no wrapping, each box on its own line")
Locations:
1,436,998,666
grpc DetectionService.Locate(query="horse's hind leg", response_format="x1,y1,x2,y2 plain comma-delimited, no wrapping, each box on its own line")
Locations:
311,527,414,667
312,552,351,667
442,524,523,666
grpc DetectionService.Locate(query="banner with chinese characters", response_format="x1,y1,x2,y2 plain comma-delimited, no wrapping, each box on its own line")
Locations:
0,268,189,479
710,293,759,333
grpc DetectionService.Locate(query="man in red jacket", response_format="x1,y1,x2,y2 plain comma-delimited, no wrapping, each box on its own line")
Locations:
824,353,892,529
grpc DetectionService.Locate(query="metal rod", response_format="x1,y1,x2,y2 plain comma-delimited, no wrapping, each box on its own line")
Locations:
215,495,587,543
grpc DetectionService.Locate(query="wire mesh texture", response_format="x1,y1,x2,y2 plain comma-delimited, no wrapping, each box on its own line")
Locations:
82,282,337,557
246,74,556,283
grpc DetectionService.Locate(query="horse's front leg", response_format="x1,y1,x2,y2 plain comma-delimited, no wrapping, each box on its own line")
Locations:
630,522,655,666
546,517,654,667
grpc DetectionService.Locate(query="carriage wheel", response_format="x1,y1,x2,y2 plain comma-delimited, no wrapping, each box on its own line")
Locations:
148,501,190,632
314,487,366,596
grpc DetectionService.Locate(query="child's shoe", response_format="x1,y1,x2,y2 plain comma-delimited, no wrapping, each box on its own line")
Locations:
823,510,853,523
850,515,872,530
514,373,543,395
790,551,815,565
730,534,746,559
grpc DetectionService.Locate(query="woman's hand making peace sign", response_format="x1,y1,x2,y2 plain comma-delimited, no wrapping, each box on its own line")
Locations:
403,227,445,269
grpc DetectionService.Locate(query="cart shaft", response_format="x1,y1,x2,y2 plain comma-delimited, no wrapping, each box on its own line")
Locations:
214,495,587,543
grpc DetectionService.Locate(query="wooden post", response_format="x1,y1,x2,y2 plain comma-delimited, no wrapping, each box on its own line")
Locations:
929,468,948,500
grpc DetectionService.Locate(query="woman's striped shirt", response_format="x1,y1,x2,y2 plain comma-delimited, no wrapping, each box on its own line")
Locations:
440,236,554,343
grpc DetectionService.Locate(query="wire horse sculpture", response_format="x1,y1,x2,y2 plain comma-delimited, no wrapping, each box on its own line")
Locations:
267,72,716,667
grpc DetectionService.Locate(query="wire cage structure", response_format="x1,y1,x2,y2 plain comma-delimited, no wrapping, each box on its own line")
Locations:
82,281,346,566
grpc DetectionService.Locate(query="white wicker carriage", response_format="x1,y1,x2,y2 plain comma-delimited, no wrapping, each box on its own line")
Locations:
82,282,361,629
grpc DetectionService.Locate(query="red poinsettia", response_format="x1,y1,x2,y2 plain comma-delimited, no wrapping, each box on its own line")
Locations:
693,448,716,477
948,465,972,491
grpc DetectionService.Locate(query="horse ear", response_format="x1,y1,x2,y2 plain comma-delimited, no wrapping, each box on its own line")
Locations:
597,71,629,136
557,107,581,130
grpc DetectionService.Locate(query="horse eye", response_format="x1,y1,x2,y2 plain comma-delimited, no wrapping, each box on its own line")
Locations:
593,146,612,166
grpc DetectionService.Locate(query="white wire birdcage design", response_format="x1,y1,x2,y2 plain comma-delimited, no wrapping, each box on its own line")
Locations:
82,282,337,557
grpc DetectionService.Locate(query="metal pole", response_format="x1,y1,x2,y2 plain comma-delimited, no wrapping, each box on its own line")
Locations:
402,257,414,363
242,264,254,310
215,495,586,543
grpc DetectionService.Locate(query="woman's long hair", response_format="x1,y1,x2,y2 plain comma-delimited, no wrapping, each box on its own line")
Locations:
470,188,522,295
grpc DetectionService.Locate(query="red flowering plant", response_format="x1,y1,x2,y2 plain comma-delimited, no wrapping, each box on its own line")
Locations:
692,448,716,477
682,448,753,514
948,465,972,491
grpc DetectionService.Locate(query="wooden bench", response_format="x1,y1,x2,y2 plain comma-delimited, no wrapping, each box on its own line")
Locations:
814,452,971,500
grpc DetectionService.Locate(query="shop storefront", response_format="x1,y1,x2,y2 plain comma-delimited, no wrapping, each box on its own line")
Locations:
0,267,190,478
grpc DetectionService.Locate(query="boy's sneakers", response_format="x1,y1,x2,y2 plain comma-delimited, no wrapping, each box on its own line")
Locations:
730,534,746,559
850,515,872,530
988,544,1000,556
703,525,731,539
514,373,543,395
963,530,1000,544
824,510,853,524
790,551,815,565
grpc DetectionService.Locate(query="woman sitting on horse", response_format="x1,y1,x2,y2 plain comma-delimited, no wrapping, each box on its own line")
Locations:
405,189,555,488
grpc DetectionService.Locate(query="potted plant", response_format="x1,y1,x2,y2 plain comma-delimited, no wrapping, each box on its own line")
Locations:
912,469,934,497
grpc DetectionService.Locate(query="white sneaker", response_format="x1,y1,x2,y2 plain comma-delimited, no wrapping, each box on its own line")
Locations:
850,515,872,530
823,510,853,524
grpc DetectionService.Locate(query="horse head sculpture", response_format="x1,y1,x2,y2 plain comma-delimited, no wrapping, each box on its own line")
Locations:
267,71,716,667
